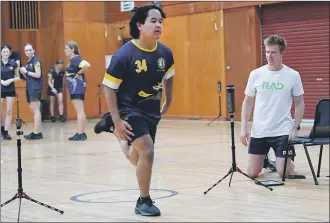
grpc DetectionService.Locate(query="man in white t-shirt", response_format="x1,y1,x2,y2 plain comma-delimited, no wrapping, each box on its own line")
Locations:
240,35,305,178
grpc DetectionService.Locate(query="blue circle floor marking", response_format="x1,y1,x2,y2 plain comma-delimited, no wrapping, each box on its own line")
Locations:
70,188,179,204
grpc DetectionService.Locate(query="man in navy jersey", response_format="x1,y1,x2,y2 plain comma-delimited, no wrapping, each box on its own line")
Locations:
94,4,175,216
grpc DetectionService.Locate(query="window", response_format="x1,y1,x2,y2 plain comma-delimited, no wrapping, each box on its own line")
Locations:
9,1,39,30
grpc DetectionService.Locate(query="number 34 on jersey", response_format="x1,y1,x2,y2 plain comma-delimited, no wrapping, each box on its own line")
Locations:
135,59,148,73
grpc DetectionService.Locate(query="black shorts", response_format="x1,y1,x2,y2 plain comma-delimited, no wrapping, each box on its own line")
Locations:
70,94,85,100
123,116,157,145
248,135,296,158
26,89,42,103
1,91,16,98
48,88,63,96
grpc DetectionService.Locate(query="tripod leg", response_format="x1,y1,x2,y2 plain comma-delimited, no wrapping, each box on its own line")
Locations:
204,167,233,194
228,170,235,187
1,193,19,207
207,114,221,126
236,167,273,191
22,193,64,214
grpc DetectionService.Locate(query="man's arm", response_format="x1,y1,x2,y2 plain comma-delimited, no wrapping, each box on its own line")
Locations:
103,86,121,125
161,77,173,115
293,95,304,128
241,95,255,129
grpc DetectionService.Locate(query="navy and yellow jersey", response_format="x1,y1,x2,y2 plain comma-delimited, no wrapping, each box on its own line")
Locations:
1,59,19,92
66,55,88,95
9,51,21,66
102,40,175,124
25,56,42,91
47,67,65,90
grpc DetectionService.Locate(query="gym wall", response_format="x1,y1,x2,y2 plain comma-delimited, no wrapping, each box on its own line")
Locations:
1,1,278,122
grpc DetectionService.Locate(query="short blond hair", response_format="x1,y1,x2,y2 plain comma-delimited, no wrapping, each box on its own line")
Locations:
264,35,287,53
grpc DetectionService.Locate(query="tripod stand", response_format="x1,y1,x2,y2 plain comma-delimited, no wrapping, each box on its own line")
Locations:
208,81,225,126
1,97,64,222
208,92,223,126
97,84,101,115
204,114,273,194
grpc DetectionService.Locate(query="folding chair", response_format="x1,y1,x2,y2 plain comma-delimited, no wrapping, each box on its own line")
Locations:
282,98,330,185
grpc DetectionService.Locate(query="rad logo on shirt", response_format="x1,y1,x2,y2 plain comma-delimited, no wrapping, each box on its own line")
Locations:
262,81,284,90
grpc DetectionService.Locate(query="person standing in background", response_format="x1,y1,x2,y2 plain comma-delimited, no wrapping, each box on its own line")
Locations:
19,43,43,140
47,60,66,122
64,41,90,141
1,45,21,140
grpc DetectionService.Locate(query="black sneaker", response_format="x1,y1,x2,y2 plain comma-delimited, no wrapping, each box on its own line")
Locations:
2,131,12,140
134,196,161,217
94,112,114,134
60,116,66,122
51,116,56,122
68,133,87,141
24,132,43,140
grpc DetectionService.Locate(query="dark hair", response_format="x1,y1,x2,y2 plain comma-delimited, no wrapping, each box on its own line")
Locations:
66,41,80,55
56,59,63,64
2,44,12,51
1,45,11,51
129,4,166,39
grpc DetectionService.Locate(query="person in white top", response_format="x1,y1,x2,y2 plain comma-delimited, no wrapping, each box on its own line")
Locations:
240,35,305,178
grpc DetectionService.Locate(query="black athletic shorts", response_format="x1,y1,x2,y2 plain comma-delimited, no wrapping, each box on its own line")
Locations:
248,135,296,158
26,89,42,103
1,91,16,98
123,115,157,145
48,88,63,96
70,94,85,100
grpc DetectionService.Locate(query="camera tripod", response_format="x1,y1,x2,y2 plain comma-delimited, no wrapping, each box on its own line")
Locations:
208,93,224,126
1,97,64,222
204,114,273,194
208,81,224,126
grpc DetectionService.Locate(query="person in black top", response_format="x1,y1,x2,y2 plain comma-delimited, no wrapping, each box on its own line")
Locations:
1,45,20,140
3,44,21,67
19,43,43,140
64,41,91,141
47,60,66,122
3,44,25,80
94,4,175,216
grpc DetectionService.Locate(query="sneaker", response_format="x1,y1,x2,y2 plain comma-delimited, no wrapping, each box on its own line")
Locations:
51,117,56,122
24,132,43,140
60,116,66,122
2,131,12,140
94,112,114,134
134,196,161,217
68,133,87,141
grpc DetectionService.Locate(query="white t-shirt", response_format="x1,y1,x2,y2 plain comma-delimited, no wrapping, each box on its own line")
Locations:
244,64,304,138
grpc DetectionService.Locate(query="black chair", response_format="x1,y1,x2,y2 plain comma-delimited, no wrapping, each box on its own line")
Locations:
282,98,330,185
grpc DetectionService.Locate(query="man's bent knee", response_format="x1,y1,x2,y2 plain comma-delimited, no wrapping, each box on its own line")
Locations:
248,167,262,178
276,158,294,178
247,154,265,178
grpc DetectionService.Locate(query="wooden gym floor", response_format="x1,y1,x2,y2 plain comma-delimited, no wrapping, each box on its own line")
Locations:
1,119,329,222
